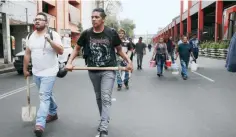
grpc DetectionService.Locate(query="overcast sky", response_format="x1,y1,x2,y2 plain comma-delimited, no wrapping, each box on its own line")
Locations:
119,0,189,35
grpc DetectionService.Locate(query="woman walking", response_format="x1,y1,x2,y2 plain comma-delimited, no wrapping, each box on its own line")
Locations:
151,37,169,77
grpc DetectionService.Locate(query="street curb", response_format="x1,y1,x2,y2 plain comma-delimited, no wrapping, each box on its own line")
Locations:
0,67,16,74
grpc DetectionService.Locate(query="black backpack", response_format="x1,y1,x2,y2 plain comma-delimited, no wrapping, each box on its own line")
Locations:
82,26,116,63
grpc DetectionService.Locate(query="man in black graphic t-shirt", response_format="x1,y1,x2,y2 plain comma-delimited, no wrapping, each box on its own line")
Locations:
78,27,119,67
66,8,133,137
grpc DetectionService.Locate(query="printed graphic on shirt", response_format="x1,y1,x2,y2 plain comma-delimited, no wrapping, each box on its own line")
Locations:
89,36,112,67
191,40,199,49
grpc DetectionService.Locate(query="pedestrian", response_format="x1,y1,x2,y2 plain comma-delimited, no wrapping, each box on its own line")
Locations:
151,37,168,77
175,36,195,80
65,8,133,137
178,36,183,45
189,33,200,63
225,32,236,72
135,37,146,70
23,12,64,137
116,29,133,90
128,37,135,61
148,43,152,52
166,36,175,63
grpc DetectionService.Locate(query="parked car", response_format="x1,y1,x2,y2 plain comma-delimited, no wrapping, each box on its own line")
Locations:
13,37,73,75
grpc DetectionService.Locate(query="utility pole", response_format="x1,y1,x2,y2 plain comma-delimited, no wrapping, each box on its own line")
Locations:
25,8,30,33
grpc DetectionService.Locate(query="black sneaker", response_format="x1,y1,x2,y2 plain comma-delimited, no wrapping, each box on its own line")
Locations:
183,76,188,80
157,73,161,77
100,131,108,137
124,82,129,89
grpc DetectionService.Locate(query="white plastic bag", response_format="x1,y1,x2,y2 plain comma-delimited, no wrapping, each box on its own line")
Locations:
171,63,179,75
191,62,198,71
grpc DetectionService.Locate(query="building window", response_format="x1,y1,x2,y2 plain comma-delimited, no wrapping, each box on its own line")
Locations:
42,1,49,13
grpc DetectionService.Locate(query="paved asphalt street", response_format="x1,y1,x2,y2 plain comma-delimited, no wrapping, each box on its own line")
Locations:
0,49,236,137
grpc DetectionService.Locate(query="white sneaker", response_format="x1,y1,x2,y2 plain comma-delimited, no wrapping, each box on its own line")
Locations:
95,131,100,137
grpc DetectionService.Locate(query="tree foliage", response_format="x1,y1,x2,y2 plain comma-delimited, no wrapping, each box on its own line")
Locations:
96,0,135,37
104,16,119,31
120,19,136,38
104,0,122,16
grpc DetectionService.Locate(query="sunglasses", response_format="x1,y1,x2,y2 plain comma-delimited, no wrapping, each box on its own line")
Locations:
33,18,47,22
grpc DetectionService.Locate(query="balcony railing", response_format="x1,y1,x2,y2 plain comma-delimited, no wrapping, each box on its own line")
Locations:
69,4,80,25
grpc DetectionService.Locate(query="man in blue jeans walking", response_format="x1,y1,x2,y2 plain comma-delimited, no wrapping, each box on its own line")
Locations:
24,12,64,137
116,29,133,90
175,36,195,80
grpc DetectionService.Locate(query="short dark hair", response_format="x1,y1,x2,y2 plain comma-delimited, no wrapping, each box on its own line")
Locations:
36,12,48,22
139,37,142,39
92,8,106,19
192,33,197,37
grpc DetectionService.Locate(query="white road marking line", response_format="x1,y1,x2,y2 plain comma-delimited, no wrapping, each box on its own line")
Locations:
192,71,215,82
0,83,36,100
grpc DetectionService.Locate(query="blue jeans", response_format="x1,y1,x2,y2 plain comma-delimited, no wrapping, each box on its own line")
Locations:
33,75,57,128
156,54,165,74
180,59,189,77
116,61,129,85
169,51,175,63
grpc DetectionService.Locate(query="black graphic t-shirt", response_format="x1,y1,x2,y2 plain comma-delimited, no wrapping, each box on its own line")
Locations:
122,41,133,60
77,26,122,67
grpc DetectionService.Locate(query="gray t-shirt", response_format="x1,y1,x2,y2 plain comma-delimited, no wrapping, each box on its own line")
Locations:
135,42,146,54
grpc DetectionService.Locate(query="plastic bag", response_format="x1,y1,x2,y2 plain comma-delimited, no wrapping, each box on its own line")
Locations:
191,62,198,71
171,63,179,75
150,60,156,68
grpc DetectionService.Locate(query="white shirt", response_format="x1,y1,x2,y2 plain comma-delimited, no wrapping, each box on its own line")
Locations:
26,31,63,77
62,36,71,48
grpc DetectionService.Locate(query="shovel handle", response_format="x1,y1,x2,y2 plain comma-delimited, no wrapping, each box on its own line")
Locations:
72,66,127,71
26,76,31,106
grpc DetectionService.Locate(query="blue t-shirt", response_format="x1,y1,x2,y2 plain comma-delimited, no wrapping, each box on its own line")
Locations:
189,38,199,52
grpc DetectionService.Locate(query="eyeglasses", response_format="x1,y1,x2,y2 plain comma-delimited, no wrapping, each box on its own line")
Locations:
33,18,46,22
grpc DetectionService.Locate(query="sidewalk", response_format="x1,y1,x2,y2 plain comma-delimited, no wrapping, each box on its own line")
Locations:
0,58,15,74
0,63,15,74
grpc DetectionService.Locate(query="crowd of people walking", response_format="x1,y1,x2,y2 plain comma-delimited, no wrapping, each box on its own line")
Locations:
23,7,202,137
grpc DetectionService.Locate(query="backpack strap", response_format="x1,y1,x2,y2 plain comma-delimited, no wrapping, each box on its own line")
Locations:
27,32,33,40
48,28,53,40
82,27,93,60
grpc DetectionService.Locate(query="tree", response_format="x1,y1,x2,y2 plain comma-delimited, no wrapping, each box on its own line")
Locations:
96,0,122,16
104,0,122,16
104,15,119,31
120,19,136,38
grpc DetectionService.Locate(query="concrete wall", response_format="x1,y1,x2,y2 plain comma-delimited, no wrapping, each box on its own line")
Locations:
81,0,96,30
0,1,37,24
202,1,215,9
190,2,199,16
